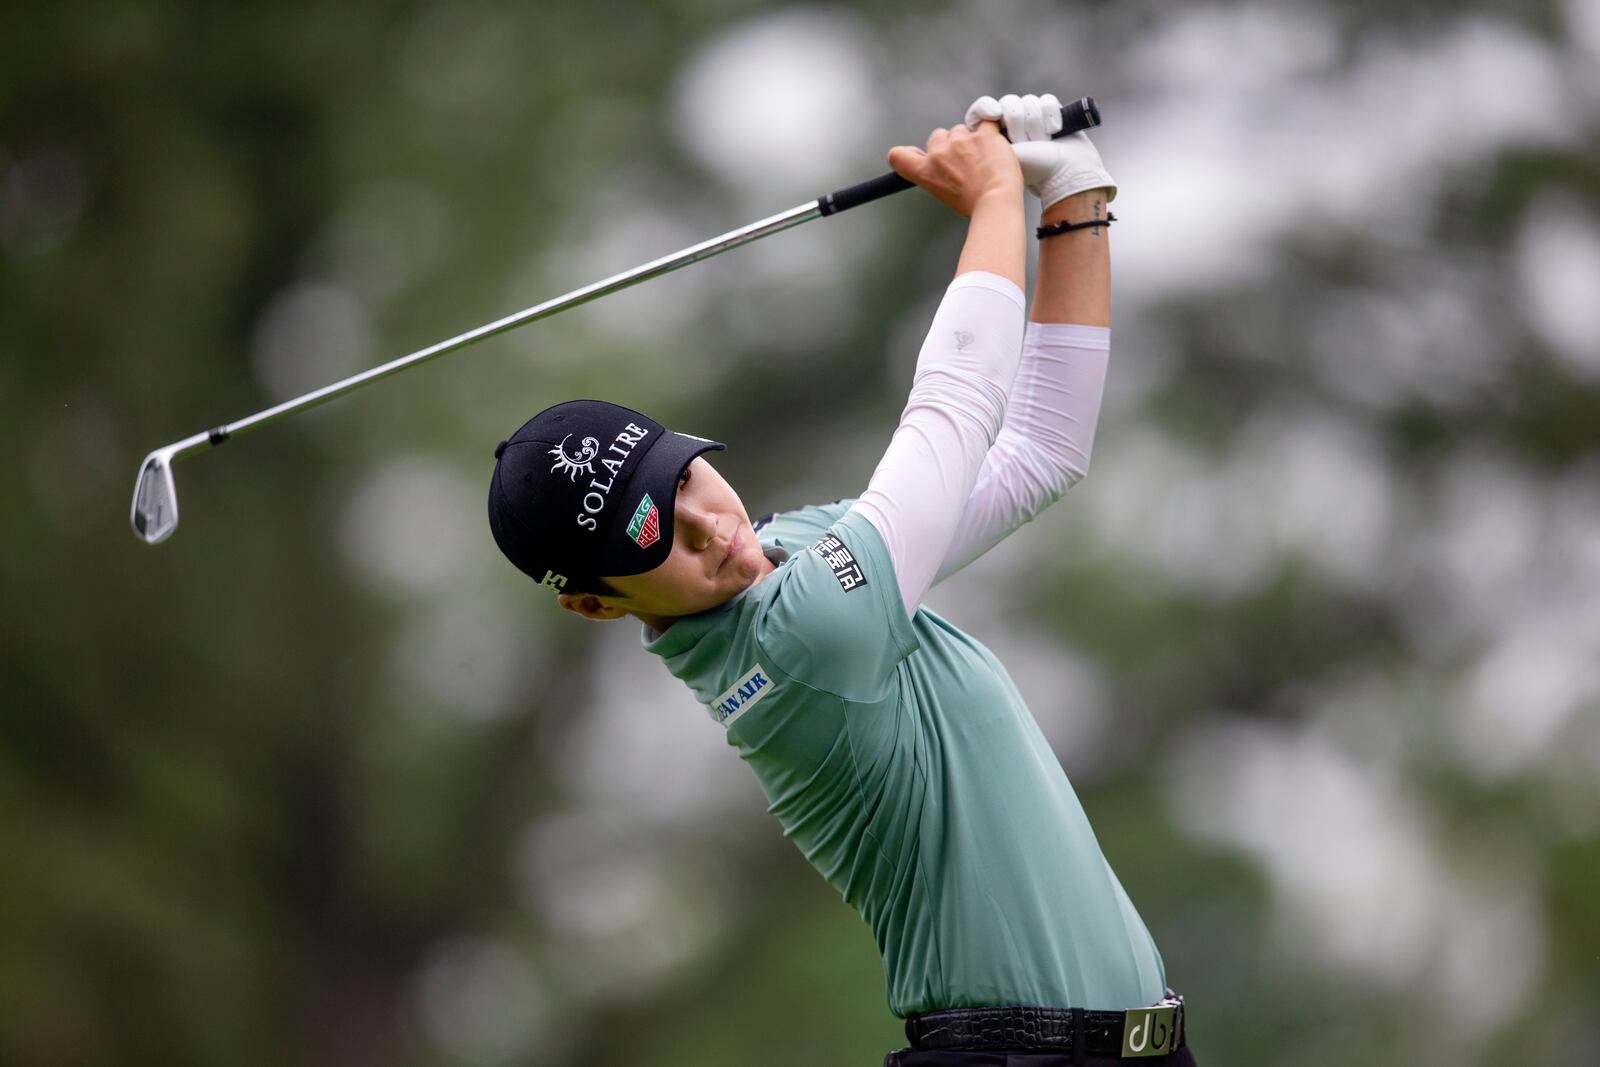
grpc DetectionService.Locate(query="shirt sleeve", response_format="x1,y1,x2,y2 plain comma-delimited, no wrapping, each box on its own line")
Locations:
933,321,1111,583
755,500,855,555
848,271,1027,615
754,509,919,702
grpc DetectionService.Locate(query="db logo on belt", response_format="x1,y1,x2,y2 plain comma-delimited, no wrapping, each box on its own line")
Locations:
1122,1005,1179,1058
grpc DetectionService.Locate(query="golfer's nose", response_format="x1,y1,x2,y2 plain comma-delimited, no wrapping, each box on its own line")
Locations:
676,500,717,551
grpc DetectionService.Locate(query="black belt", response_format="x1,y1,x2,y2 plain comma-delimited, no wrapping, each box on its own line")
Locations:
905,992,1185,1059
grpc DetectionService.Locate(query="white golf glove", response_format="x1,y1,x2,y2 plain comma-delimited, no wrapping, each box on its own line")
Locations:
965,93,1116,208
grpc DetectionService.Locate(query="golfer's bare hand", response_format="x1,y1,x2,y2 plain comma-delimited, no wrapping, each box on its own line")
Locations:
888,121,1022,217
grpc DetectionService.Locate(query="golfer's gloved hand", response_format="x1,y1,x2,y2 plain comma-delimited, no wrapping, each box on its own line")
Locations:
965,93,1116,208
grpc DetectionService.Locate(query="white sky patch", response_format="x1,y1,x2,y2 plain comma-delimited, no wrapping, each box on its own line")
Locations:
1097,318,1181,418
1086,428,1272,599
543,201,720,349
520,813,667,940
1087,419,1389,600
414,935,547,1065
1429,853,1548,1039
1233,410,1394,590
1128,5,1339,95
1305,269,1508,414
387,591,538,723
537,192,872,381
251,281,372,404
1167,718,1545,1038
990,631,1113,780
1089,412,1558,628
401,4,520,109
1168,719,1438,981
1540,691,1600,840
557,621,767,830
1304,666,1444,779
1432,459,1600,781
339,454,482,598
319,179,451,303
1456,624,1598,781
1551,462,1600,596
517,812,732,1001
1429,450,1546,641
722,253,862,358
1384,450,1600,683
671,8,882,204
882,290,948,401
1569,0,1600,69
920,524,1117,778
729,204,882,302
1113,14,1574,301
1514,192,1600,380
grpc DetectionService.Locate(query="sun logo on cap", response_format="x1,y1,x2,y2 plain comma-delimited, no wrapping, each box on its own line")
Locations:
548,434,600,481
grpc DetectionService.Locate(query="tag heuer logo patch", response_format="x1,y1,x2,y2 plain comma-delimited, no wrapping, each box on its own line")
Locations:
626,494,661,548
708,664,773,727
810,533,867,592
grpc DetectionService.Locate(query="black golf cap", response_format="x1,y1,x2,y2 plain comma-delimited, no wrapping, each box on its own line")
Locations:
488,400,725,593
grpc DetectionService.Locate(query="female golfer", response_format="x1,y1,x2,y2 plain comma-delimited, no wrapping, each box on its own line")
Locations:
487,93,1195,1066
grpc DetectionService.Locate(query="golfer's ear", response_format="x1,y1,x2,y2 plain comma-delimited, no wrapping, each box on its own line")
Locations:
558,593,628,622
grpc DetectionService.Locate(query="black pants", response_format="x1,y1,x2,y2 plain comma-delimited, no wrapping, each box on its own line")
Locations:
885,1048,1199,1067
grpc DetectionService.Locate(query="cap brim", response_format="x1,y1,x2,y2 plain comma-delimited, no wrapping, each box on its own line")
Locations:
600,431,726,578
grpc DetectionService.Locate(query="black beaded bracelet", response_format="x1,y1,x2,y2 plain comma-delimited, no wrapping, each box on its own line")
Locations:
1037,212,1116,239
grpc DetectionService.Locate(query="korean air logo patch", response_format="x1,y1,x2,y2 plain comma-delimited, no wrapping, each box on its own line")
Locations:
810,532,867,592
708,664,773,727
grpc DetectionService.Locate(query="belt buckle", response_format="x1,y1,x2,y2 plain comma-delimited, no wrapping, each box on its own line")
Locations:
1121,1004,1179,1058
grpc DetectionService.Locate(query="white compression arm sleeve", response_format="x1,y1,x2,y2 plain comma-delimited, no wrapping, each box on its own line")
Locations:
933,322,1110,583
850,272,1027,616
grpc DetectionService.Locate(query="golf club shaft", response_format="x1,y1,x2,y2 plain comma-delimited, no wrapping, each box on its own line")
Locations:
153,95,1102,465
202,200,823,452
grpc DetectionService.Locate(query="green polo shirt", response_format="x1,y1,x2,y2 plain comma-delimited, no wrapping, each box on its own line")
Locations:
642,502,1165,1017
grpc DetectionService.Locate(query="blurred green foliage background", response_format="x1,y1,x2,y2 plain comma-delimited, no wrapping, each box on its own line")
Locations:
3,1,1598,1064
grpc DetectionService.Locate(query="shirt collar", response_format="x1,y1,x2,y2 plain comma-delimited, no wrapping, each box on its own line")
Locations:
639,544,791,658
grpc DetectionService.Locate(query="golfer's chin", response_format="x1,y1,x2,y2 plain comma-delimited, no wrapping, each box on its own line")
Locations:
696,535,771,610
728,524,776,586
722,558,764,597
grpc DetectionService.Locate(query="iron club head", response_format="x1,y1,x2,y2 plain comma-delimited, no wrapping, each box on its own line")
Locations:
125,93,1105,545
131,448,180,544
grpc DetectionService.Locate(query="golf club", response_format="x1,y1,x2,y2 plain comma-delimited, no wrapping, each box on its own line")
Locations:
131,96,1102,544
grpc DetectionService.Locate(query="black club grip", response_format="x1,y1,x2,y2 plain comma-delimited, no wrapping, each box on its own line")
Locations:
817,95,1101,218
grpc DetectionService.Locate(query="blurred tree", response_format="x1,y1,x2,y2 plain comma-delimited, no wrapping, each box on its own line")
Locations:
2,1,1596,1066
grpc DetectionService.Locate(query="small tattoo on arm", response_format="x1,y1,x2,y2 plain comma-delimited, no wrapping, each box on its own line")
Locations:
1092,199,1103,237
